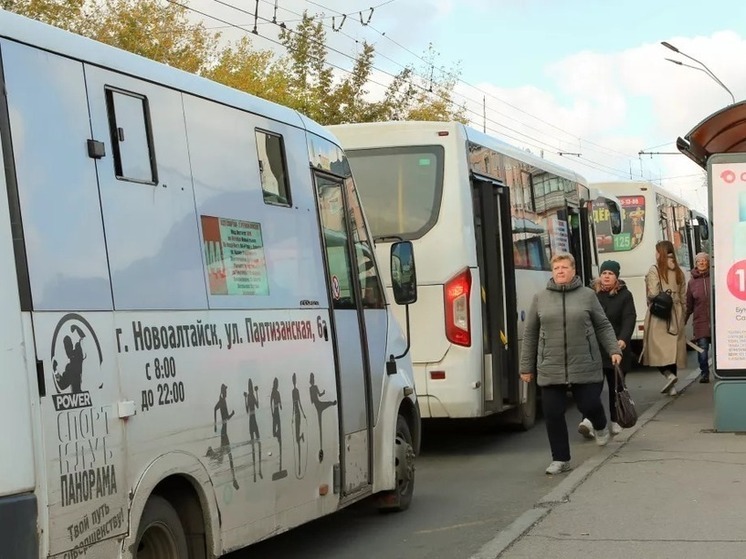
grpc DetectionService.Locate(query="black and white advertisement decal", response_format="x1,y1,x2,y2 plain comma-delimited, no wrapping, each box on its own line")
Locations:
43,313,127,556
50,313,103,411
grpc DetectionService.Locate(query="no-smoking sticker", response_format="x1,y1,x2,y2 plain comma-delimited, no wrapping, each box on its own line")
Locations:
331,275,340,300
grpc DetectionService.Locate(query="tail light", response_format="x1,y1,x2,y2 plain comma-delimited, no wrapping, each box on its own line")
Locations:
444,268,471,346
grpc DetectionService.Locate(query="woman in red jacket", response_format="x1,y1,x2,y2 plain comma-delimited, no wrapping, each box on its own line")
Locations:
685,252,711,383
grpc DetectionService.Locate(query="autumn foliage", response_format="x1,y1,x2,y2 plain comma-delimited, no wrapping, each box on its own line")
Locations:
4,0,466,124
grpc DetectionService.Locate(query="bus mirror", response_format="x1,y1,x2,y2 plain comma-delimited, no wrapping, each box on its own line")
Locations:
607,200,622,235
391,241,417,305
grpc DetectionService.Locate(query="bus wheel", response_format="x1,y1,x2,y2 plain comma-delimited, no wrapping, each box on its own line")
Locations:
508,379,537,431
135,495,188,559
378,415,416,513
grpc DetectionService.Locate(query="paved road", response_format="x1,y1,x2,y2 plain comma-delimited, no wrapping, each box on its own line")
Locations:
229,358,698,559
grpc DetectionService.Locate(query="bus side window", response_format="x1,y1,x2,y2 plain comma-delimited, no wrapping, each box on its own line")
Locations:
105,88,157,184
256,129,291,207
345,178,385,309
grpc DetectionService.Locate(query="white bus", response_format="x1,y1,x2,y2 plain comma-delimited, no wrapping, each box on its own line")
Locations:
328,121,621,426
591,180,710,353
0,10,421,559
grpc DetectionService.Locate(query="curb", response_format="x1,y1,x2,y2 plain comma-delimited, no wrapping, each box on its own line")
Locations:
467,370,700,559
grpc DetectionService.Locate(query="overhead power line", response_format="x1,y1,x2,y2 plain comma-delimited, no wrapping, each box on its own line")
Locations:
264,0,648,176
170,0,667,183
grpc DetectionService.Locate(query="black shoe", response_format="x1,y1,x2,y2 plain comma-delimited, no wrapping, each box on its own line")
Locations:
699,376,710,384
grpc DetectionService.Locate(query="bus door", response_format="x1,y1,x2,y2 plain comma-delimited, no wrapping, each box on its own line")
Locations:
688,211,710,257
566,205,594,285
314,172,373,498
471,173,518,413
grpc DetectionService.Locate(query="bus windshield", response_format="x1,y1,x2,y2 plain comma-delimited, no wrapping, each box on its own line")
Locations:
346,146,444,239
594,194,646,253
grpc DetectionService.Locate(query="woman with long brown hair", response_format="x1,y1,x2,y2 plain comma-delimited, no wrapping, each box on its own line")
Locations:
641,240,688,395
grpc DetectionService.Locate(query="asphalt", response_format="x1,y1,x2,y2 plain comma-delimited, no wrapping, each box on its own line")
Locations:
470,366,746,559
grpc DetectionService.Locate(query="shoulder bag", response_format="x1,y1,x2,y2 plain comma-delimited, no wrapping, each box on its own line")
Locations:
614,364,638,428
649,266,673,320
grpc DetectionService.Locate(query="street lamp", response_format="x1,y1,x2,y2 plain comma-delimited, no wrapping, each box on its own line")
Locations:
661,41,735,104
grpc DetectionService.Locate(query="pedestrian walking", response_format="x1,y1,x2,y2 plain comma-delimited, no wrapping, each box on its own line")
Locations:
641,240,688,395
578,260,637,439
519,252,622,475
685,251,711,383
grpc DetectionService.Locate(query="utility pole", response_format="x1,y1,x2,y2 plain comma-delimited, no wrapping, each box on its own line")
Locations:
483,96,486,133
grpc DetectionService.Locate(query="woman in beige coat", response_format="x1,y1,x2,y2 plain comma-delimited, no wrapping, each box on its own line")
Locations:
641,240,688,395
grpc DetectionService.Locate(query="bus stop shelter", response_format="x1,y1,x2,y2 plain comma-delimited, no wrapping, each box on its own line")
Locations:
678,100,746,431
677,101,746,167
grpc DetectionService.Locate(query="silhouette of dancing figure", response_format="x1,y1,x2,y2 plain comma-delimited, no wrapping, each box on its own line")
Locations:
270,378,287,479
213,384,239,490
244,379,262,482
53,326,87,393
309,372,336,462
291,373,306,476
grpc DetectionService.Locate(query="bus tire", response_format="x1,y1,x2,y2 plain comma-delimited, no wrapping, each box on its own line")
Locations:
508,379,537,431
135,495,189,559
377,414,416,513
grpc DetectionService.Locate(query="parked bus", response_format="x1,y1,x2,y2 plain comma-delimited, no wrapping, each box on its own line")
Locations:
591,180,710,353
328,121,621,427
0,10,421,559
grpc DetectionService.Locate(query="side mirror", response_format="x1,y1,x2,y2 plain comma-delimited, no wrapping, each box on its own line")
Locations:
390,241,417,305
607,200,622,235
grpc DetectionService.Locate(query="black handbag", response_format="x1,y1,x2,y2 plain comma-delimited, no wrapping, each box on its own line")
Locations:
649,265,673,321
614,365,637,428
650,289,673,320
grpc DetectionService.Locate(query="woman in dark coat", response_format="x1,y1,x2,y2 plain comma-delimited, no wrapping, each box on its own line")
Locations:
685,252,711,383
578,260,637,438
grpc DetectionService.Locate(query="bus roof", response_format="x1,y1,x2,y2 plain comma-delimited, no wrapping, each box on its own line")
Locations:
590,180,695,210
329,120,589,186
462,125,588,186
0,9,337,145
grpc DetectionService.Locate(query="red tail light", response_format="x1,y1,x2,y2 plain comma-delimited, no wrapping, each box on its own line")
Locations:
444,268,471,347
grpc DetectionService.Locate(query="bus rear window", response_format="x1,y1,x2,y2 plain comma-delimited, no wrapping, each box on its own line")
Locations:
594,195,646,253
346,146,444,239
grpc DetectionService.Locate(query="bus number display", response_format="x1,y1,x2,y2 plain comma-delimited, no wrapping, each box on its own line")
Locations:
612,233,633,251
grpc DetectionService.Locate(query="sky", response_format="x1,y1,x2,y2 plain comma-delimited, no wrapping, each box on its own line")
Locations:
194,0,746,212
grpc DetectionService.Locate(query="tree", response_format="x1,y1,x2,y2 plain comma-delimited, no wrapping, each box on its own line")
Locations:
4,0,94,34
205,37,292,106
277,12,334,121
387,43,468,123
276,11,466,125
87,0,221,75
6,0,222,74
6,3,466,124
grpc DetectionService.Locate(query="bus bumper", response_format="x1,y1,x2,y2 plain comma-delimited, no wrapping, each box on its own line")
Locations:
0,493,38,558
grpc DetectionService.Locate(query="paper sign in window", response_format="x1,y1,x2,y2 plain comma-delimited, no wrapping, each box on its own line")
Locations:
201,216,269,296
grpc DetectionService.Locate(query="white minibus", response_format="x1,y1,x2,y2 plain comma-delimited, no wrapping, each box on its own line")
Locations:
592,180,710,352
328,121,621,426
0,10,420,558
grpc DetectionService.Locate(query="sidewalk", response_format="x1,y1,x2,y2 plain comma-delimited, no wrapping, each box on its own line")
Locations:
480,368,746,559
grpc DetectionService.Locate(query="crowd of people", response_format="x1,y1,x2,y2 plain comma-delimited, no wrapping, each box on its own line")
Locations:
520,242,711,475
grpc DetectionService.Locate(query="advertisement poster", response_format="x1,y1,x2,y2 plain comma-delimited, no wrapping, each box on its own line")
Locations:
594,195,646,254
711,157,746,374
201,216,270,296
